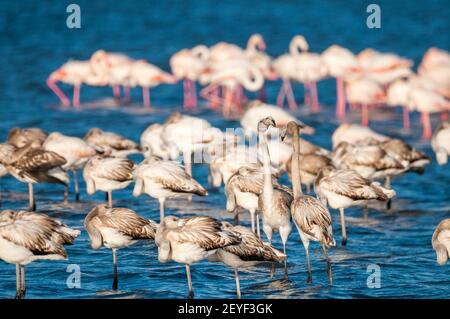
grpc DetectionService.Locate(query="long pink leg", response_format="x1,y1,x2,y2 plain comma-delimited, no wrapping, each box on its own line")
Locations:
304,82,311,108
336,77,346,118
183,80,188,110
421,112,432,139
142,87,151,109
223,87,234,117
210,86,220,109
201,83,222,108
311,81,319,112
402,107,410,130
73,84,81,108
189,80,197,109
47,79,70,107
361,104,369,126
113,85,121,100
276,81,287,107
286,80,298,110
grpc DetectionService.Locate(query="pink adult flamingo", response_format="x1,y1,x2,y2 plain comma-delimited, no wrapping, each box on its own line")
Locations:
128,60,176,109
322,45,361,118
89,50,135,102
170,45,209,110
200,60,264,116
47,60,106,108
290,35,328,112
345,76,386,126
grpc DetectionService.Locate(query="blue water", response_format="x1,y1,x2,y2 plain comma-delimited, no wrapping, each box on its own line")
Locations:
0,0,449,299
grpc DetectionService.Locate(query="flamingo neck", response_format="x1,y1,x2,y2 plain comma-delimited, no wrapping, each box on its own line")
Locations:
259,132,274,199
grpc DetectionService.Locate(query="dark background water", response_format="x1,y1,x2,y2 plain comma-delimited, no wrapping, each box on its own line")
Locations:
0,0,449,299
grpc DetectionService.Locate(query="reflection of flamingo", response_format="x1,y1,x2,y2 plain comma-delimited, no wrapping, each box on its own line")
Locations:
290,36,328,112
322,45,361,118
345,76,385,126
128,60,176,109
170,45,209,110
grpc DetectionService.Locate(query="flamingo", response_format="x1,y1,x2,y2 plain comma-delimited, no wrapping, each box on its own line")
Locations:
170,45,209,110
155,215,241,298
84,128,140,158
322,45,361,118
331,123,389,149
200,59,264,116
209,222,286,298
257,117,293,278
315,167,395,246
345,76,386,126
0,209,80,299
84,204,157,290
290,35,328,112
0,144,67,211
128,59,176,109
140,123,171,160
133,156,207,221
7,127,48,148
83,155,135,207
282,121,335,284
43,132,98,202
47,60,106,108
240,100,314,138
89,50,134,102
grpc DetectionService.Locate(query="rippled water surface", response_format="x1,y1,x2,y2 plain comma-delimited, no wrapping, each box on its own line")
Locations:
0,0,449,299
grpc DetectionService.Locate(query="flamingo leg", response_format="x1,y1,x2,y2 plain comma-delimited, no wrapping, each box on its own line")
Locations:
159,198,165,222
20,266,26,297
107,191,112,208
340,208,347,246
336,77,346,118
304,82,311,108
223,87,234,117
421,112,432,139
183,80,189,110
441,111,448,121
283,241,288,280
234,269,241,299
186,264,194,299
112,85,121,100
311,81,319,112
46,79,70,107
286,80,298,110
73,169,80,201
276,80,287,108
142,86,151,109
322,244,333,285
361,104,369,126
200,83,221,108
15,264,22,299
28,183,35,211
112,248,118,290
189,80,197,109
304,240,312,283
123,86,131,103
402,107,410,130
249,209,256,234
73,84,81,108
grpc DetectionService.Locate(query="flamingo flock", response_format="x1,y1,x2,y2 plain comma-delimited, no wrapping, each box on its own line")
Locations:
47,36,449,140
1,104,449,299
